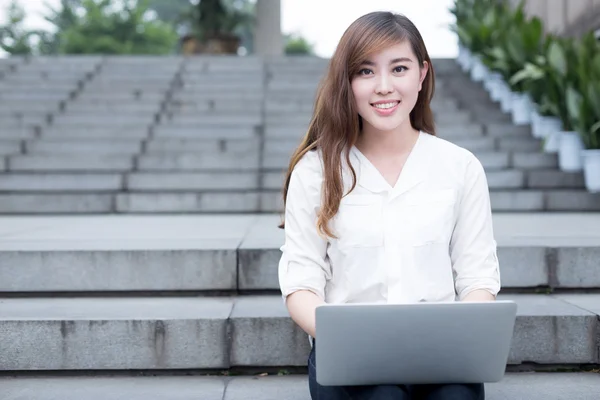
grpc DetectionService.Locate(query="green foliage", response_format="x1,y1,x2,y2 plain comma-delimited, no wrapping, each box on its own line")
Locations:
181,0,254,41
285,33,314,55
57,0,178,54
0,0,35,55
146,0,191,24
36,0,81,55
453,0,600,149
0,0,179,55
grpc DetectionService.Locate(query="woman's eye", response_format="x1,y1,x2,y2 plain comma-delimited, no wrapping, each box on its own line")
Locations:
358,69,373,75
394,66,407,73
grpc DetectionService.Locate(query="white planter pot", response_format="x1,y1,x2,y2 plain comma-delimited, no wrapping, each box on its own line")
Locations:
558,131,584,172
511,93,533,125
582,149,600,193
530,111,542,137
538,117,562,139
459,46,472,72
484,72,500,95
543,128,562,153
457,45,467,69
489,74,505,102
470,57,488,82
499,87,515,113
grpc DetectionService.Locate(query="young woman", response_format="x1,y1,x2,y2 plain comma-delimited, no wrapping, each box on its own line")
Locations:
278,11,499,400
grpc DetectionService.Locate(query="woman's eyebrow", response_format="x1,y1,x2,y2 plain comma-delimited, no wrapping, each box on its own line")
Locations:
360,57,414,66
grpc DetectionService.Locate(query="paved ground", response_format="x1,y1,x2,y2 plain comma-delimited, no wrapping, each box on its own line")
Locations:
1,213,600,250
1,373,599,399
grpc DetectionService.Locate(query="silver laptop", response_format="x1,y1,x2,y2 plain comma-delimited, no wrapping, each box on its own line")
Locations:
315,300,517,386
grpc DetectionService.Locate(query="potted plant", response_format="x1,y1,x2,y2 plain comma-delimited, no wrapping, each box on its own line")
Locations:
510,35,563,141
582,121,600,192
180,0,253,54
557,33,599,172
565,32,600,183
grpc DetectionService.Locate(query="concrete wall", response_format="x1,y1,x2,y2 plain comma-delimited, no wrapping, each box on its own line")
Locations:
510,0,600,36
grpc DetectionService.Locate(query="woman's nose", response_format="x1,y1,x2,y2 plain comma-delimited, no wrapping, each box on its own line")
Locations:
375,73,394,94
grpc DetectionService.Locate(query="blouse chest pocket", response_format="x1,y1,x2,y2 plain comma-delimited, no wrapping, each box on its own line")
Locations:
399,189,457,246
333,194,383,248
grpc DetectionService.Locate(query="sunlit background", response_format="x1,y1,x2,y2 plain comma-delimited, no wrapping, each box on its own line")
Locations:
0,0,458,58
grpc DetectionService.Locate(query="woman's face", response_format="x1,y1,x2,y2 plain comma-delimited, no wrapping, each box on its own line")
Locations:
351,41,428,135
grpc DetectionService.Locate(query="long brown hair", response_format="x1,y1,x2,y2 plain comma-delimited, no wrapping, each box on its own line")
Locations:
279,12,436,238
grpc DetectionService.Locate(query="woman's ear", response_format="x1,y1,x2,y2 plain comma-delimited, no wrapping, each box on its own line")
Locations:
418,61,429,92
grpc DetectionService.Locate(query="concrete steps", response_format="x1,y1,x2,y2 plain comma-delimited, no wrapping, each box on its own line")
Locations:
0,214,599,370
0,212,598,393
2,214,599,291
1,190,600,213
3,373,599,400
0,55,597,213
0,294,598,369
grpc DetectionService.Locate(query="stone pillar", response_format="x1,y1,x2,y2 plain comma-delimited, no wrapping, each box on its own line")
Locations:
516,0,599,36
545,0,567,34
254,0,283,56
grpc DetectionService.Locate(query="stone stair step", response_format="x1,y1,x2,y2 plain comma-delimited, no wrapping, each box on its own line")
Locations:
145,138,259,153
2,373,599,400
26,139,143,154
0,127,37,139
0,294,598,369
60,109,159,118
8,190,581,213
0,140,23,155
0,173,123,192
0,194,113,213
137,153,260,171
260,169,528,190
261,190,600,213
0,101,61,113
65,103,161,113
490,190,600,211
41,127,150,139
182,81,263,91
52,117,155,127
162,115,261,126
498,137,542,152
126,172,260,190
167,101,263,113
72,98,161,107
486,124,532,137
173,92,264,102
151,126,258,139
513,153,558,169
7,155,135,172
116,192,261,213
1,214,598,292
528,171,586,189
76,92,165,102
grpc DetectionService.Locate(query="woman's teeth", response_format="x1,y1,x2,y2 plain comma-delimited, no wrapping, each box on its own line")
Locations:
373,102,399,109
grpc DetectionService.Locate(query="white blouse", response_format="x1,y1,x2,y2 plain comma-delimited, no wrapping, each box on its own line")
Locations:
278,131,501,305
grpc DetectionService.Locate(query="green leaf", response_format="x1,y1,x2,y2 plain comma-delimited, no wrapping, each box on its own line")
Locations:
548,41,567,76
566,86,582,129
592,121,600,134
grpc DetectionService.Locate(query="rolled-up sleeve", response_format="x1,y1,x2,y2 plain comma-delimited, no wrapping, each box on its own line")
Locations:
278,151,332,302
450,153,501,300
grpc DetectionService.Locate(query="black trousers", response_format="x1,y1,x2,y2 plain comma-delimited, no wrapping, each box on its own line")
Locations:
308,341,485,400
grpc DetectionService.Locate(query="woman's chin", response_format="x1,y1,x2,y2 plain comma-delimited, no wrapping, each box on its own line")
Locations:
363,117,409,134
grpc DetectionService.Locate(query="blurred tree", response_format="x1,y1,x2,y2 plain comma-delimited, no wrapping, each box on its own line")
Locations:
0,0,35,55
53,0,179,54
37,0,80,55
146,0,190,26
177,0,254,54
285,33,314,55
